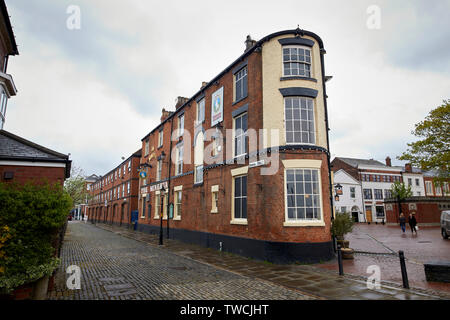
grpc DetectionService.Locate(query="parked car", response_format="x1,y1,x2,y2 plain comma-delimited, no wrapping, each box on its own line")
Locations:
68,214,73,221
441,210,450,239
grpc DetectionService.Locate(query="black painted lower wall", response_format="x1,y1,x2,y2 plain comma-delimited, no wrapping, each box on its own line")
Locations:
96,220,335,264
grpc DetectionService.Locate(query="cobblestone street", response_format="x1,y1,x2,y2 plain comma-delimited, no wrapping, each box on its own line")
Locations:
48,221,450,300
48,222,312,300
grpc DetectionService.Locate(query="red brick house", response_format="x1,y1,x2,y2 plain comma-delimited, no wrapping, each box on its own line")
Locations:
0,130,71,185
136,29,334,264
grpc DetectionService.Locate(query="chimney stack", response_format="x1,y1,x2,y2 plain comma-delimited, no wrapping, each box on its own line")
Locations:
201,81,208,89
175,96,189,109
385,156,392,167
405,163,412,173
160,108,173,122
244,35,256,52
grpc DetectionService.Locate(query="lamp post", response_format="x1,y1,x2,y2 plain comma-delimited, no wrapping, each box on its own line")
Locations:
159,185,165,245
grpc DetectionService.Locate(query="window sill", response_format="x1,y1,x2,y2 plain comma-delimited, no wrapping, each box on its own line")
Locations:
173,216,181,221
280,76,317,82
154,216,159,220
232,95,248,106
211,209,218,214
193,182,204,187
283,221,325,227
230,219,248,225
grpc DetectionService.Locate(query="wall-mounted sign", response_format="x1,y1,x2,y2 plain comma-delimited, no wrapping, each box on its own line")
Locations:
211,86,224,127
150,181,168,192
249,160,265,168
139,171,147,179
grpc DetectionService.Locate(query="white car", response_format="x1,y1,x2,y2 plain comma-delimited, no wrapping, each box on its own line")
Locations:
441,210,450,239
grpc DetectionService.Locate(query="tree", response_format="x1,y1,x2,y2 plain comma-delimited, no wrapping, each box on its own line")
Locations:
390,181,413,201
398,99,450,185
63,165,91,207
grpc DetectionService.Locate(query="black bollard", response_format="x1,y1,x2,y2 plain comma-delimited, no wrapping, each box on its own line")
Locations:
337,245,344,275
399,250,409,289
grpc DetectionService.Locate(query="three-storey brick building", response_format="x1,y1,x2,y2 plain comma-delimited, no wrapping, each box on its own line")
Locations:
87,150,141,226
135,28,334,264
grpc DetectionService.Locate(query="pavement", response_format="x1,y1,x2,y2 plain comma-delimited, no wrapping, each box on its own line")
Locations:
314,224,450,295
48,221,450,300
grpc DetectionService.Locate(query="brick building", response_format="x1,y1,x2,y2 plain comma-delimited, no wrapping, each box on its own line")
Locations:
0,129,71,185
0,0,18,130
331,157,404,223
135,28,334,264
86,150,141,227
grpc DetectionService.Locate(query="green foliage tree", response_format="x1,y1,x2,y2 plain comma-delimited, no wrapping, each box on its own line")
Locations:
398,99,450,185
64,165,91,207
0,182,72,293
390,181,413,200
331,212,354,240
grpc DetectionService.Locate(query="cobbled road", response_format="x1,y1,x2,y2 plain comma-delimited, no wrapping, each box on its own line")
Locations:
48,222,312,300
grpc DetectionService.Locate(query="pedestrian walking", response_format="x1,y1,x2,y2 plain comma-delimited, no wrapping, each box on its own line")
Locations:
399,213,406,233
408,212,417,234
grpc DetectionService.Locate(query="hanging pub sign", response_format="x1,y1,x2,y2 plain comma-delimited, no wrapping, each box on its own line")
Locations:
139,171,147,179
211,86,224,127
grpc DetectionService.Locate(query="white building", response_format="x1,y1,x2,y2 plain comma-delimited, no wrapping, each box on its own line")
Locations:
332,169,364,222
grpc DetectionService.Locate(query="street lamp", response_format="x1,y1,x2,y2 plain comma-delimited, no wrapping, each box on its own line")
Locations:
159,185,165,245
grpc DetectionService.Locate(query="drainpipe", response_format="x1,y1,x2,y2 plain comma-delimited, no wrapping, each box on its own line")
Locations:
167,116,174,239
319,48,335,252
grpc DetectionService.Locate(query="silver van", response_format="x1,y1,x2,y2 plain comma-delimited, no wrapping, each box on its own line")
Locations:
441,210,450,239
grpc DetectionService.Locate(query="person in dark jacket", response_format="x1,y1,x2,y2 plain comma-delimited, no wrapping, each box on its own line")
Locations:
408,213,417,234
399,213,406,233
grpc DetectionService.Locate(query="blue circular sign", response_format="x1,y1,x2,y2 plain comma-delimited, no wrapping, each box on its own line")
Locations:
139,171,147,179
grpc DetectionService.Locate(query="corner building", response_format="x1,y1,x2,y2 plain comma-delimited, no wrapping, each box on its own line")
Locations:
138,29,334,263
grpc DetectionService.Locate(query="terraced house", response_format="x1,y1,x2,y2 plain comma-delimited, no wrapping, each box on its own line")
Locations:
87,150,141,227
136,28,334,263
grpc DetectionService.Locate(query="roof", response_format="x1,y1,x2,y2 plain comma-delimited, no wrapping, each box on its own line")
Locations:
336,157,386,168
0,129,69,161
0,129,71,178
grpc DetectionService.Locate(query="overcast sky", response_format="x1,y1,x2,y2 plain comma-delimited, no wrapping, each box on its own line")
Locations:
4,0,450,176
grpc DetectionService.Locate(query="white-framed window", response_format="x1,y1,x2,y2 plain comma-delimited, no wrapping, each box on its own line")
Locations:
123,165,125,176
128,160,131,172
127,182,130,194
234,66,247,102
234,112,248,157
374,189,383,200
363,189,372,200
157,159,162,181
350,187,356,199
145,140,149,155
233,175,247,220
194,130,204,184
443,182,449,195
408,178,412,186
117,187,120,199
384,189,392,199
284,97,315,144
178,114,184,137
154,193,160,218
196,98,205,124
195,165,203,184
158,129,163,147
176,143,183,175
282,46,311,77
122,184,125,197
376,206,385,218
286,169,321,221
436,185,442,196
415,178,420,187
211,185,219,213
174,190,182,220
425,181,433,194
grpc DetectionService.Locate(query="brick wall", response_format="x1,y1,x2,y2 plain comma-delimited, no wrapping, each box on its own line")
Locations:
0,164,65,186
